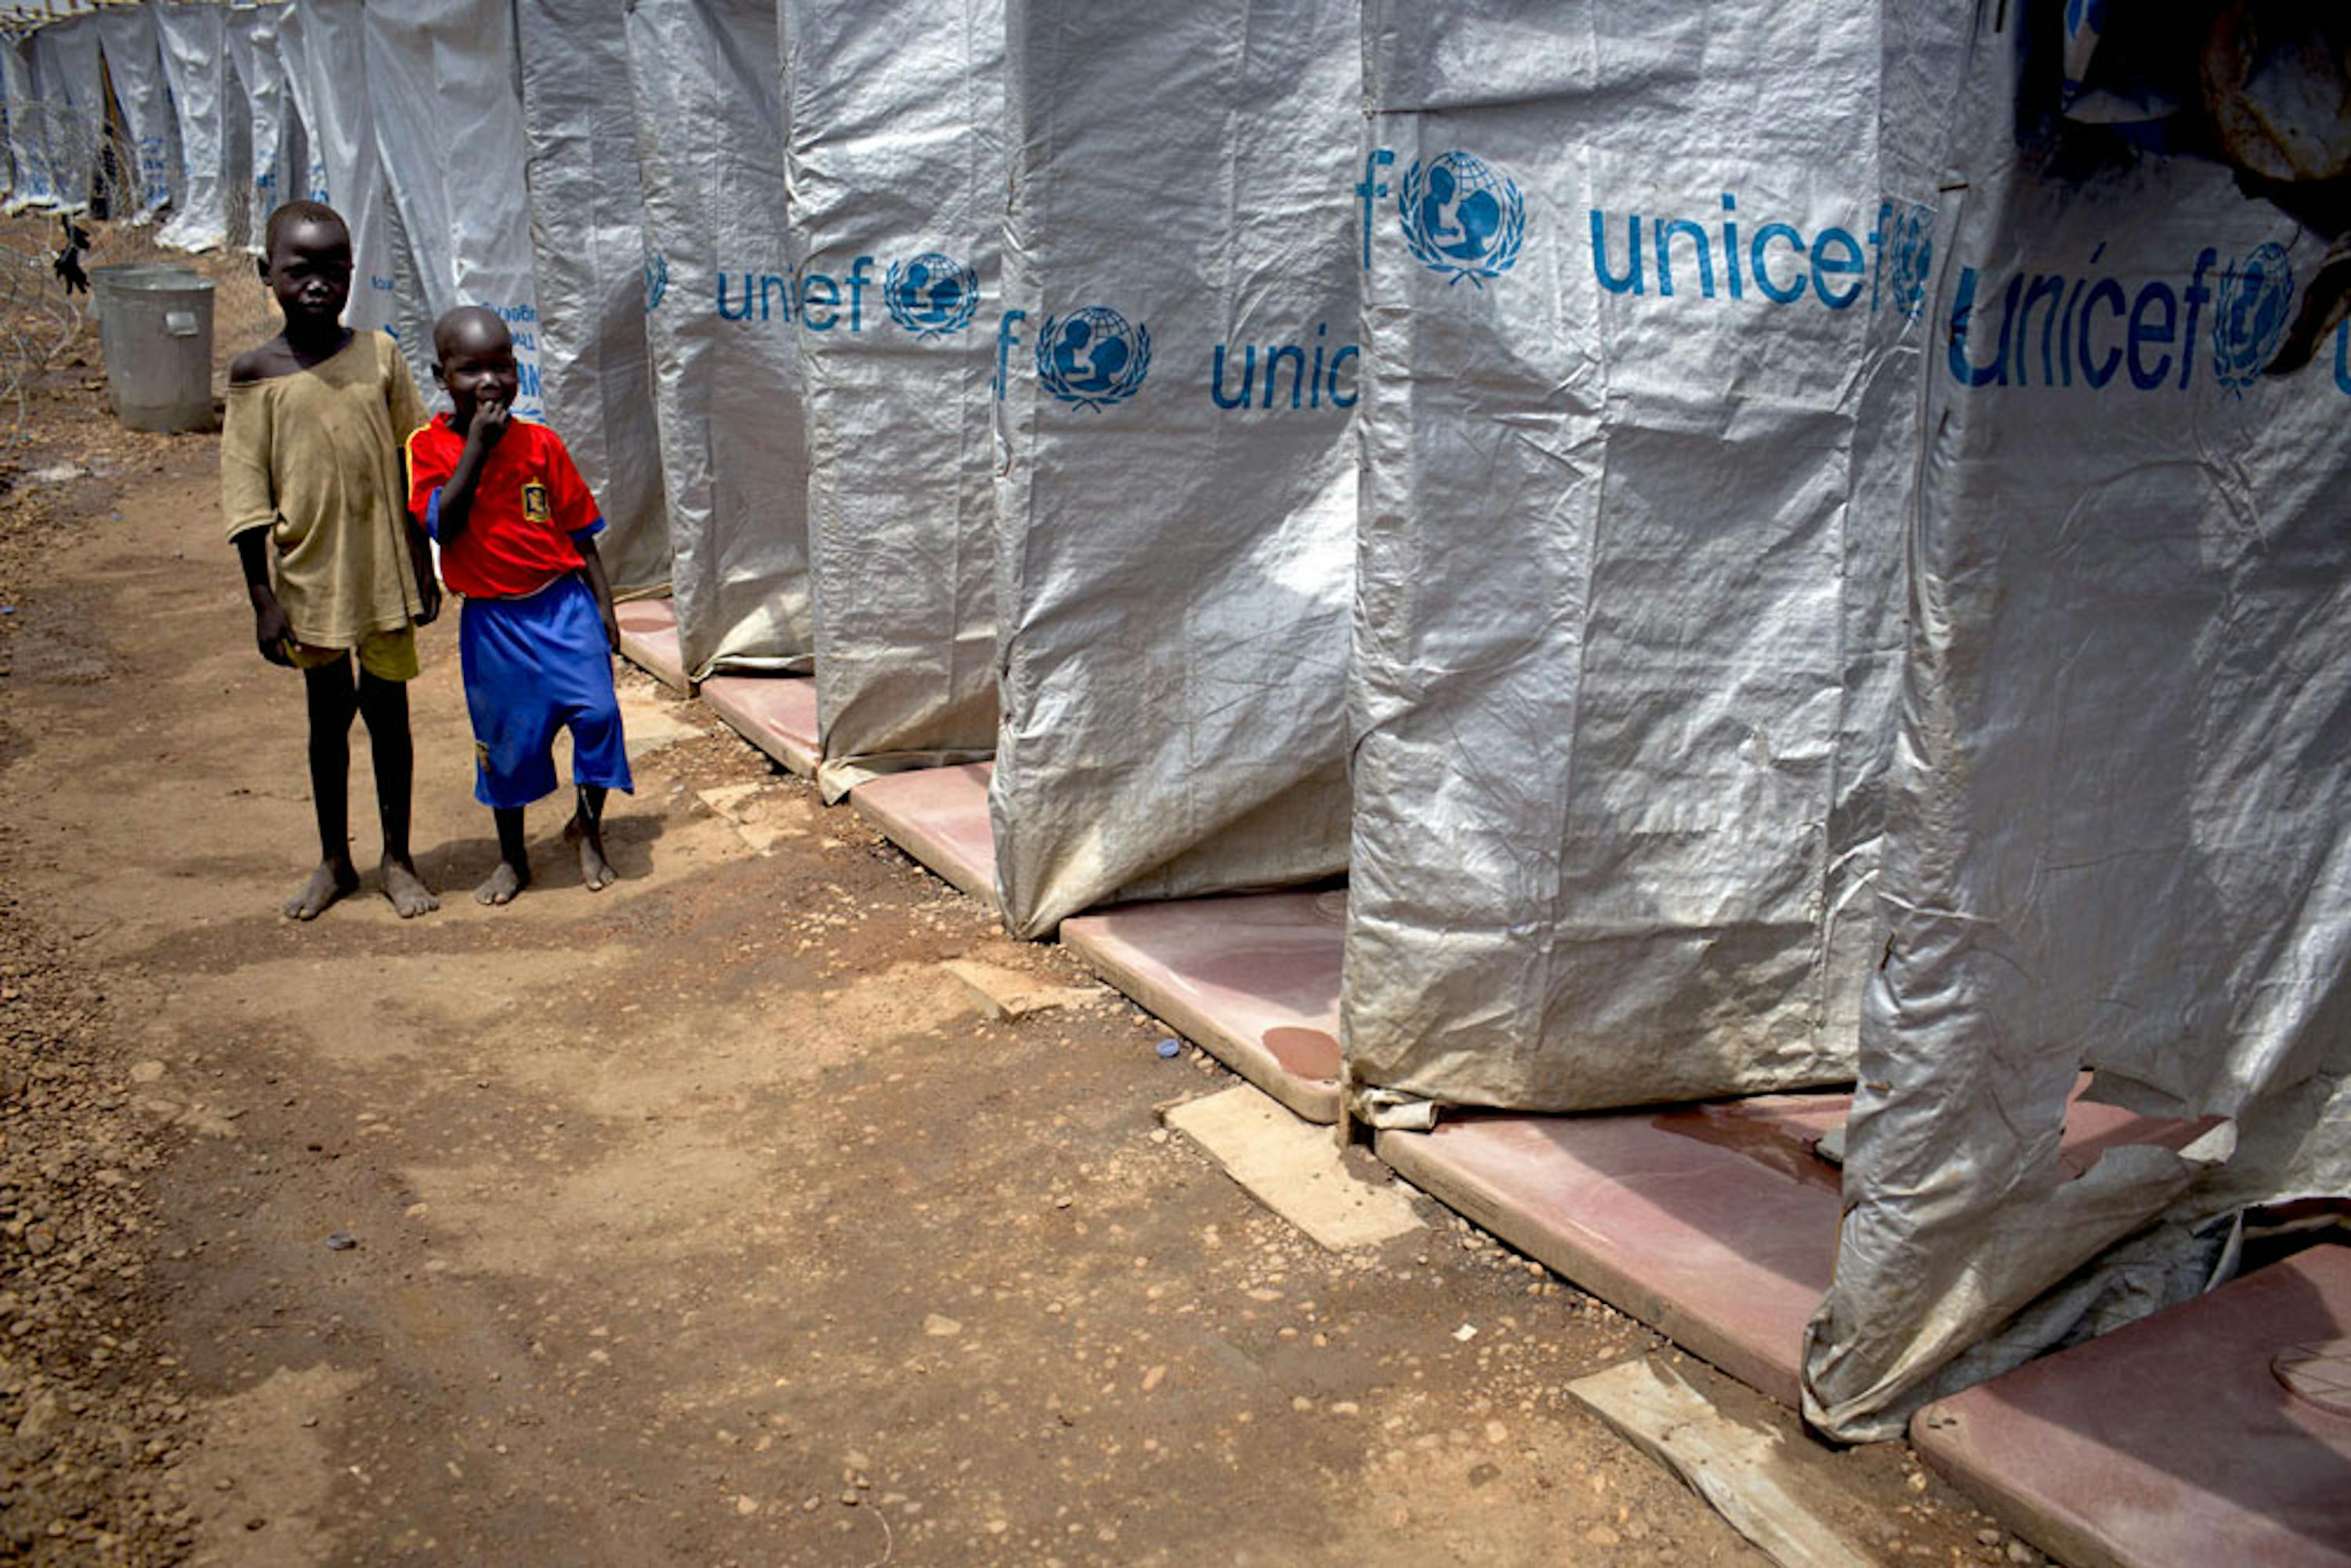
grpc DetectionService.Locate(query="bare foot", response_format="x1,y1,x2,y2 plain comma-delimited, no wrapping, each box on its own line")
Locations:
565,813,618,892
475,860,529,907
284,857,360,921
380,856,439,918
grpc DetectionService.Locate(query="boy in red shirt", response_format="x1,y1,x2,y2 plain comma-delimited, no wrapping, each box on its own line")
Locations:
405,306,631,904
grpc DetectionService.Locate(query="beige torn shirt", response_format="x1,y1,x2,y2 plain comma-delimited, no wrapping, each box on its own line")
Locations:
219,331,429,648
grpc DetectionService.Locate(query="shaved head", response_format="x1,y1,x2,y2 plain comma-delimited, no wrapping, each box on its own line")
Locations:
433,305,511,366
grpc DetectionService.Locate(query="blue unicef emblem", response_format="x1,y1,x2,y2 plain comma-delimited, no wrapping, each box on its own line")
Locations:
885,252,980,339
1885,202,1934,320
1035,306,1152,410
1398,151,1527,288
2211,241,2293,391
643,252,668,314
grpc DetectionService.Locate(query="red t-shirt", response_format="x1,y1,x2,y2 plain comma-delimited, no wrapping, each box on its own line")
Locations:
404,415,603,599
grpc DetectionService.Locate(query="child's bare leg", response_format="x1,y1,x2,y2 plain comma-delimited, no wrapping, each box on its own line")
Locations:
565,785,617,891
287,659,362,920
477,806,530,905
357,669,437,918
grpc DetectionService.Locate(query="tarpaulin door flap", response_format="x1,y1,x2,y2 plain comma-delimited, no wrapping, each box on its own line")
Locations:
1341,4,1895,1117
987,0,1360,940
1799,0,2351,1442
33,16,102,218
2,41,51,212
93,5,175,222
515,0,671,599
154,2,230,251
280,0,407,338
783,0,1005,800
273,4,331,206
625,0,813,678
223,6,292,250
364,0,545,422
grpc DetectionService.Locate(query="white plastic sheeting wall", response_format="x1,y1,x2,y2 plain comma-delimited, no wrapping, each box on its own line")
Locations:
783,0,1003,801
224,5,295,252
627,0,811,678
990,0,1360,940
32,14,98,215
2,37,54,212
154,2,229,250
515,0,668,597
364,0,544,419
93,4,174,221
1802,2,2351,1443
272,5,329,205
273,0,403,335
1343,1,1905,1117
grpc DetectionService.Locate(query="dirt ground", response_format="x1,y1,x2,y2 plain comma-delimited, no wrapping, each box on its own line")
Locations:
0,215,2031,1566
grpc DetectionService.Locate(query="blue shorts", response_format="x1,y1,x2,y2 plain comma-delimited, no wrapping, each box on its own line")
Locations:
458,575,633,809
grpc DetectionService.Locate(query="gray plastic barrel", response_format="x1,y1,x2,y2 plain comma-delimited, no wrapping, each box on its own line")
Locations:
100,270,216,433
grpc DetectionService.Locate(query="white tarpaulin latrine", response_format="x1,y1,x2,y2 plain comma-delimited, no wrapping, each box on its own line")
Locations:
154,1,230,250
516,0,669,597
93,3,173,222
364,0,545,420
32,13,98,216
989,0,1360,940
1801,0,2351,1443
272,2,329,206
627,0,812,679
274,0,406,335
1343,0,1908,1119
2,35,54,212
224,4,295,253
783,0,1004,802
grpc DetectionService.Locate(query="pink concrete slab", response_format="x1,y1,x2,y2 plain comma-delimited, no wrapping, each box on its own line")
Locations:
1915,1245,2351,1568
849,762,997,908
614,598,689,693
1377,1098,1848,1407
1062,890,1346,1124
1378,1084,2217,1410
700,674,820,780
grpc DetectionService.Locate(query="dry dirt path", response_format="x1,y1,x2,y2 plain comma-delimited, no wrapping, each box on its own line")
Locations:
0,292,2014,1566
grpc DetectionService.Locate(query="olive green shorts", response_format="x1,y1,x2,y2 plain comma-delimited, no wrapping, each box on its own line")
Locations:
284,626,420,683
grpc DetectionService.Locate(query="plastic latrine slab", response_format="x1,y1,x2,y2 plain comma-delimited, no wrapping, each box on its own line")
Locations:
1914,1246,2351,1568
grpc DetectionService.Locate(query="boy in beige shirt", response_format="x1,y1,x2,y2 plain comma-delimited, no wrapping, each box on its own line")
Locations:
220,201,440,919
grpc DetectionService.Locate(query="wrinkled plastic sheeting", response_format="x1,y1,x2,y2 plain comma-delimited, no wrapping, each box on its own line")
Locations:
1344,1,1907,1115
783,0,1003,802
1800,2,2351,1444
272,7,330,205
989,0,1359,940
2,38,56,212
274,0,404,335
154,3,231,248
625,0,811,678
223,6,295,252
94,5,175,222
515,0,669,598
33,16,100,217
364,1,545,421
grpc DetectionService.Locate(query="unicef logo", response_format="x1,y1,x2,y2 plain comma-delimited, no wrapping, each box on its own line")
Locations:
885,252,980,339
1035,306,1152,410
2211,241,2293,391
1398,151,1527,288
643,252,668,314
1885,202,1934,320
